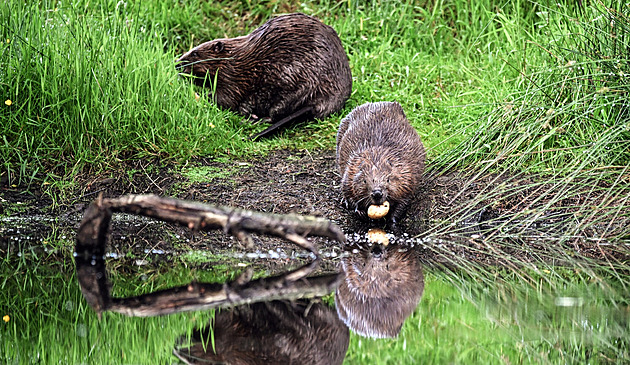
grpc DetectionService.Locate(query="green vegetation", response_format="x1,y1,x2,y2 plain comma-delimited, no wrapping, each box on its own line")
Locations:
2,0,629,364
2,1,626,185
433,1,630,172
180,163,248,184
0,0,537,187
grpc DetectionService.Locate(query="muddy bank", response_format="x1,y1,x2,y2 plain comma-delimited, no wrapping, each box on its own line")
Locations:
1,149,628,268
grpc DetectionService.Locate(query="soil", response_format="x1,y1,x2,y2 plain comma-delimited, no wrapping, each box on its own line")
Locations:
1,148,628,273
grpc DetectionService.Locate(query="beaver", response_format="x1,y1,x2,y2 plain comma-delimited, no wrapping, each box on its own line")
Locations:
336,101,425,224
176,13,352,140
335,243,424,338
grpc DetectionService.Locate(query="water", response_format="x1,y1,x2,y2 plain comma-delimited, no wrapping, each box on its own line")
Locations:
1,209,629,364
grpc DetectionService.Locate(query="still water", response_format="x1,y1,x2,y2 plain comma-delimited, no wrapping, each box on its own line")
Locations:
1,207,628,364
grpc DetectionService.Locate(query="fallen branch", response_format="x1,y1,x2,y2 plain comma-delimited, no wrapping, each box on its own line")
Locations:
74,194,346,317
79,194,345,254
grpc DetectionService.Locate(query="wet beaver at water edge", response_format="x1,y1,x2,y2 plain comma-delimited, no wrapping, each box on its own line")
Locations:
176,13,352,140
336,102,426,224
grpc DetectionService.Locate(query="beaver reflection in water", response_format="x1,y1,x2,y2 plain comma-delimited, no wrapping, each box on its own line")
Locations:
173,300,349,365
176,13,352,140
335,243,424,338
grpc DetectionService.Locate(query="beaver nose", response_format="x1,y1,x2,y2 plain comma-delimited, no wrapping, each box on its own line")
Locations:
371,190,383,202
371,245,383,258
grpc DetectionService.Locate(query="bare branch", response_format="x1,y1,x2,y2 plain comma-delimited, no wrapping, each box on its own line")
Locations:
74,194,345,317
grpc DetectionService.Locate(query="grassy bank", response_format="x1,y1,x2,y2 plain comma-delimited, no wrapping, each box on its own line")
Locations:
2,0,626,193
2,0,537,188
2,0,628,191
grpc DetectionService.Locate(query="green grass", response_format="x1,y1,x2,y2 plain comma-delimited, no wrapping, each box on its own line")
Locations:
1,0,541,189
431,1,630,173
1,1,626,187
0,0,266,188
179,161,250,184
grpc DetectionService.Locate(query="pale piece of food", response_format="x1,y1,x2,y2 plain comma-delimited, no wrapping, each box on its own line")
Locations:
367,228,389,246
367,201,390,219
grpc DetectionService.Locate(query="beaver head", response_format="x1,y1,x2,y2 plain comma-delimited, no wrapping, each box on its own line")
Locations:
175,37,247,88
343,147,409,210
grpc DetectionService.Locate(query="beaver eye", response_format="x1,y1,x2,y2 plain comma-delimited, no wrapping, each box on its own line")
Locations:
213,41,224,53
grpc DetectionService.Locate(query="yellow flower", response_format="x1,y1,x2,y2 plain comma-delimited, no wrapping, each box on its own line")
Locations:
3,315,9,322
5,99,12,106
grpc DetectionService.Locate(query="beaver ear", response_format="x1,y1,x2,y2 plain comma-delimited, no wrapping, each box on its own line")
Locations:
212,41,225,53
354,170,364,184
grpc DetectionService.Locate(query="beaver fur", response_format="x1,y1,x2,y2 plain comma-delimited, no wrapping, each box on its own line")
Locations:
336,101,426,224
176,13,352,140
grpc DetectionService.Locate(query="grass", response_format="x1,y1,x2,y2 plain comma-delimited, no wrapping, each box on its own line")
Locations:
0,0,264,188
1,2,626,185
0,0,536,189
418,0,630,286
430,1,630,174
179,161,249,184
2,0,630,364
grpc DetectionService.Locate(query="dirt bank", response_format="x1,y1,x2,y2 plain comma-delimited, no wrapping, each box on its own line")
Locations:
1,149,628,269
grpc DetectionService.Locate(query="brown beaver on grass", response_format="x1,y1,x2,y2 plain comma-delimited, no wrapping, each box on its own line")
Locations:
336,101,426,225
176,13,352,140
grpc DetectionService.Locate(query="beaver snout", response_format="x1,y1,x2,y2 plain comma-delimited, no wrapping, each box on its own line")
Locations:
371,189,384,204
174,57,192,74
371,245,384,259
